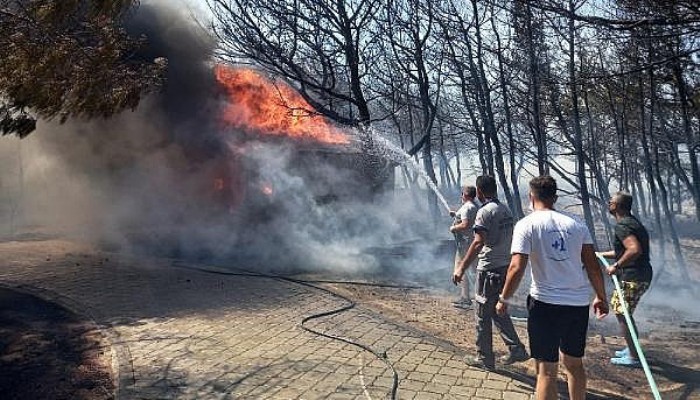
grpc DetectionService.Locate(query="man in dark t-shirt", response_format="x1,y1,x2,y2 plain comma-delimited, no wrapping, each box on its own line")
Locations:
598,191,653,368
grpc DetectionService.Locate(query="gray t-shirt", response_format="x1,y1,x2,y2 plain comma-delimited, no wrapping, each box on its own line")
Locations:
473,199,514,270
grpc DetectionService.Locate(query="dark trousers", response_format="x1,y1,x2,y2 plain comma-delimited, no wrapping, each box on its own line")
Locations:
475,266,523,362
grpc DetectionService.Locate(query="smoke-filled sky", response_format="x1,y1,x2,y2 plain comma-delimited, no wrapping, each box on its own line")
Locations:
166,0,212,21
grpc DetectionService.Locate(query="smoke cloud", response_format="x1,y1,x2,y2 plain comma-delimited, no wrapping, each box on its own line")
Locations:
9,2,694,330
0,0,448,282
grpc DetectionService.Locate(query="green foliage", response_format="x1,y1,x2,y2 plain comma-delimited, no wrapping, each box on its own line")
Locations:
0,0,166,138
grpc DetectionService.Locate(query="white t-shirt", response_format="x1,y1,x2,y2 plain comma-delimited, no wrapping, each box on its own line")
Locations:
511,210,593,306
454,200,478,243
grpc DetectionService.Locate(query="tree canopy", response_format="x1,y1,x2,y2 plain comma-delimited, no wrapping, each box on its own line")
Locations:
0,0,165,138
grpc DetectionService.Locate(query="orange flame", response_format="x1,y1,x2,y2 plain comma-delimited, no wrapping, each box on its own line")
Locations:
215,65,349,145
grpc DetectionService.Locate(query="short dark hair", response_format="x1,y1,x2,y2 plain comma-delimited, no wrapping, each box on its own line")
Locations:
476,175,497,197
613,191,633,212
462,185,476,198
529,176,557,202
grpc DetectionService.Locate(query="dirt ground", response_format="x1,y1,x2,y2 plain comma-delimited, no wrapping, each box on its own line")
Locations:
0,235,698,400
324,279,700,400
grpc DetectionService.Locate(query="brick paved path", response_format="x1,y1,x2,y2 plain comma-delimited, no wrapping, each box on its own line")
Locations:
0,239,535,399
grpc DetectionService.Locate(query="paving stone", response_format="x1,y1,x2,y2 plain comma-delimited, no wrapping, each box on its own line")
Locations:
416,364,441,374
397,388,417,399
0,241,539,400
477,387,505,399
422,381,451,394
407,371,434,382
449,384,477,397
463,369,490,380
483,378,510,390
424,357,448,367
431,373,458,386
503,392,532,400
438,365,463,377
324,393,357,400
414,392,443,400
399,378,426,392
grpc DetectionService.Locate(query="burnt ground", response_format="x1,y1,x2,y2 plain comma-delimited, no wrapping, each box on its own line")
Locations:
318,278,700,400
0,287,114,400
339,236,700,399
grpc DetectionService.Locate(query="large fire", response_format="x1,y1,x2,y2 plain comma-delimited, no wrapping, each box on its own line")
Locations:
215,65,349,145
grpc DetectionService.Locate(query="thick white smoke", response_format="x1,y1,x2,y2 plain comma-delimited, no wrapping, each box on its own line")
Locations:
0,0,450,282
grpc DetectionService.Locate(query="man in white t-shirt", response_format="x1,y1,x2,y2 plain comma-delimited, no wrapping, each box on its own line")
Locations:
496,176,608,400
450,185,478,308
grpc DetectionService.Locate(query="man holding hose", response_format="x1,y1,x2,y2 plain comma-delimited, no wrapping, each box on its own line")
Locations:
450,185,478,308
597,191,653,368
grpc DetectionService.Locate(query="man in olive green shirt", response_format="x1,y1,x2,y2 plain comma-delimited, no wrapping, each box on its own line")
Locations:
598,191,653,368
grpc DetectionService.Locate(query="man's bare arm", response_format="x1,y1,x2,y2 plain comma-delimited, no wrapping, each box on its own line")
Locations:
617,235,642,267
450,219,469,234
452,231,484,284
501,253,529,299
582,244,609,318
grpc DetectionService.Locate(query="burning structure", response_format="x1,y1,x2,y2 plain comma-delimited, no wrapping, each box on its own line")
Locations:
0,2,406,272
93,61,399,263
208,65,395,223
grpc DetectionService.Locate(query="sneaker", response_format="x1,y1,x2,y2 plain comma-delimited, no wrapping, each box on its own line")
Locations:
610,356,641,368
501,347,530,365
451,297,471,304
464,355,495,371
452,298,473,309
615,347,630,358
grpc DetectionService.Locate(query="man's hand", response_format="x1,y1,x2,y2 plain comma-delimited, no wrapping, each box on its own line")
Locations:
496,300,507,315
452,272,463,285
592,297,609,319
606,263,618,276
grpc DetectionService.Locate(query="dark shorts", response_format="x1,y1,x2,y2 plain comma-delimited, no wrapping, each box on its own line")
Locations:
527,296,589,362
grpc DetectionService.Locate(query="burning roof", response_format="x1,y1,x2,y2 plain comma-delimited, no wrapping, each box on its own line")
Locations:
214,65,350,146
208,64,394,218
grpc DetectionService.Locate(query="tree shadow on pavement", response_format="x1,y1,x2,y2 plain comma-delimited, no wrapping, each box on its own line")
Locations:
0,286,114,400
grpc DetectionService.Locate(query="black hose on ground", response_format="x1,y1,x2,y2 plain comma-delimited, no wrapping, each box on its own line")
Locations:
294,278,399,400
169,263,403,400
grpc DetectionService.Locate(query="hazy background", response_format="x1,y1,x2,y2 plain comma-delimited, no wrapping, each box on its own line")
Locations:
0,0,452,282
0,0,697,325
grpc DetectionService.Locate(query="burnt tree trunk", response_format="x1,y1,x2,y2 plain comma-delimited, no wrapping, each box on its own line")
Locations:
639,75,666,262
493,15,523,218
471,0,515,213
567,1,596,243
672,62,700,221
